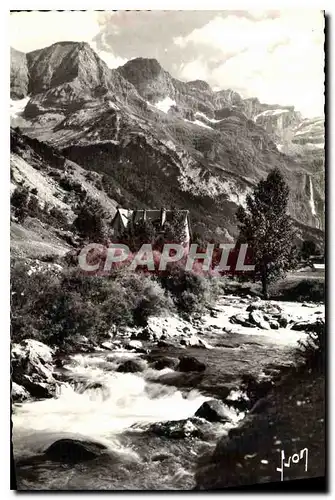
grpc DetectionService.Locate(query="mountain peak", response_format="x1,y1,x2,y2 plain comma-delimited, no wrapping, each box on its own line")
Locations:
186,80,212,93
120,57,163,76
25,41,111,95
118,57,175,101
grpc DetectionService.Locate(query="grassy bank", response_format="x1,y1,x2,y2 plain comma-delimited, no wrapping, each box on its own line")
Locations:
195,325,326,490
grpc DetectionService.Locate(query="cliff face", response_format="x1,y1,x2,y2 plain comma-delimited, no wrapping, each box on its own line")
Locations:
10,43,325,239
10,48,29,99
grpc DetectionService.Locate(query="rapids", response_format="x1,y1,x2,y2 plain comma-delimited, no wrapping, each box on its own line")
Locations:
12,296,324,490
13,350,240,490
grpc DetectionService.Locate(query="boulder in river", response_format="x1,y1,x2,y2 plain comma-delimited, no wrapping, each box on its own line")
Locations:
11,382,29,402
291,318,324,334
19,375,57,399
44,438,108,463
151,357,178,371
247,301,282,315
249,310,271,330
194,400,231,423
125,340,147,353
101,341,115,350
148,418,205,439
230,313,255,328
117,359,144,373
240,374,274,406
132,326,155,341
183,335,214,349
177,356,206,372
11,339,58,399
269,319,280,330
277,313,289,328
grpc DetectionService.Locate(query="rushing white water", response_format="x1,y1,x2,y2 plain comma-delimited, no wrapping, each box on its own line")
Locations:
12,351,210,459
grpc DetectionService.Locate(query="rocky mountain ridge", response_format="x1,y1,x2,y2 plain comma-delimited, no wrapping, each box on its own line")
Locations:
10,42,325,241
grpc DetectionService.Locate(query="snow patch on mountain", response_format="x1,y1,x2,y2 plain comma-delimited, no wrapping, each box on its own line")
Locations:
195,111,222,124
183,118,213,130
151,97,176,114
305,142,324,150
254,108,290,122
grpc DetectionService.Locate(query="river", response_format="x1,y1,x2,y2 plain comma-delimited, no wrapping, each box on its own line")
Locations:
12,296,324,490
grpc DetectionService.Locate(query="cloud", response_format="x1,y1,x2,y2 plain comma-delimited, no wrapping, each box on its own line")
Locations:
10,11,101,52
89,42,127,69
10,11,126,70
174,10,325,117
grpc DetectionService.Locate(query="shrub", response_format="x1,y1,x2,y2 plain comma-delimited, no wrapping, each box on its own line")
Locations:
159,262,220,314
73,197,107,242
59,175,85,195
11,260,173,348
48,206,69,228
296,320,325,374
301,239,317,260
27,195,40,217
11,185,30,222
116,269,173,326
280,279,324,302
11,263,113,347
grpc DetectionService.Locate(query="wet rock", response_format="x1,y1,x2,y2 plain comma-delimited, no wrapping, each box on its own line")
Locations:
249,310,271,330
250,397,271,414
101,341,115,350
247,301,282,315
20,376,56,399
194,400,231,423
148,418,204,439
177,356,206,372
124,340,147,353
12,339,54,376
11,382,29,402
76,335,98,353
269,320,280,330
117,360,144,373
241,374,274,405
277,314,289,328
132,327,155,341
157,340,176,348
11,339,58,399
183,335,214,349
152,357,178,371
224,389,250,412
230,314,255,328
44,439,107,463
54,358,64,369
291,318,324,334
77,381,105,393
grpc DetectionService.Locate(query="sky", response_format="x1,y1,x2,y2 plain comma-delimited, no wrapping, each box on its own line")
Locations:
10,10,325,117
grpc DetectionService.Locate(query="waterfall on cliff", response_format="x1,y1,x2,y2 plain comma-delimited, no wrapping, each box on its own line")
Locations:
309,175,317,216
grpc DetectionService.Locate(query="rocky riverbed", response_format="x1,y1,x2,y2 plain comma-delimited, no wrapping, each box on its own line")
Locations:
11,295,324,490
